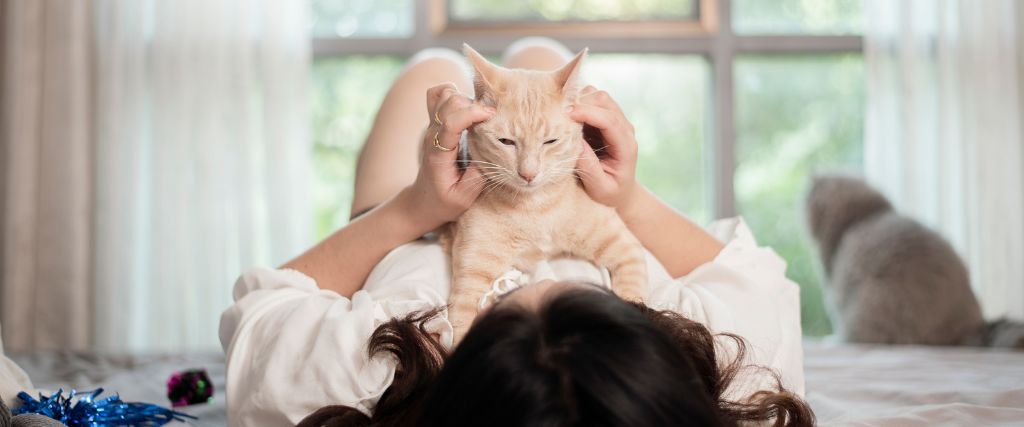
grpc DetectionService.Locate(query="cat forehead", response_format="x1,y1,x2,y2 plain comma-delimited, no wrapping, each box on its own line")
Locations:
488,69,561,97
477,69,576,136
481,109,575,136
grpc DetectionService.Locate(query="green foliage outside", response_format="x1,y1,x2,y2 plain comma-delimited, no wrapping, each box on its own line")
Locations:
734,55,864,335
311,56,403,235
311,0,413,37
451,0,694,21
732,0,862,34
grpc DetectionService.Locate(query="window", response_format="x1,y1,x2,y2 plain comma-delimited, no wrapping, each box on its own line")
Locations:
449,0,697,22
311,0,864,336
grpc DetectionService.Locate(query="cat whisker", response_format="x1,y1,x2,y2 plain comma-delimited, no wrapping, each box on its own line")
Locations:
462,159,505,166
480,175,508,196
431,161,509,172
461,160,510,171
462,171,512,188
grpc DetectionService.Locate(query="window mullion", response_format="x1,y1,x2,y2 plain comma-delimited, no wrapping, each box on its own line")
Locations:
710,0,736,218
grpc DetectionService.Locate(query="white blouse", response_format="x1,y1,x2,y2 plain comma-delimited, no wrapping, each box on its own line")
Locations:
219,217,805,427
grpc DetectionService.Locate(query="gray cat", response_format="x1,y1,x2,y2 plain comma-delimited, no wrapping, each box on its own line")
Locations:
805,175,1024,348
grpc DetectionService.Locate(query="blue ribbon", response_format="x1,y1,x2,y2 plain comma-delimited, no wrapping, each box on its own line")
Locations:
13,388,197,426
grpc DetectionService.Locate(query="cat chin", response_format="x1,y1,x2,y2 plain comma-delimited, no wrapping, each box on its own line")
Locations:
505,181,546,192
513,182,542,191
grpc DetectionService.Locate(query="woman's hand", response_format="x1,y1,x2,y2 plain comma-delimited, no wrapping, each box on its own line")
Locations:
570,86,642,215
569,86,724,276
397,83,495,232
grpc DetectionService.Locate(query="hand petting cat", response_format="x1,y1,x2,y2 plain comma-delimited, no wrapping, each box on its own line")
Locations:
570,85,642,218
282,83,494,298
569,85,725,278
401,83,496,232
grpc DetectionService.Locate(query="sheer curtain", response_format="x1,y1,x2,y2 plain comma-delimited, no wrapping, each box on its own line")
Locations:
864,0,1024,320
1,0,311,351
92,0,311,351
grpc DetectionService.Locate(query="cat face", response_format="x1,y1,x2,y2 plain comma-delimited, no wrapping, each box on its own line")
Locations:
463,45,587,192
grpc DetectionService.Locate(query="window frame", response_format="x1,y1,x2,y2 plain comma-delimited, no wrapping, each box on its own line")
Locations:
311,0,863,218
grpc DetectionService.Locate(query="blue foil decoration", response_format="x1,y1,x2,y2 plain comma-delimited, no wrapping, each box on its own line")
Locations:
13,388,197,426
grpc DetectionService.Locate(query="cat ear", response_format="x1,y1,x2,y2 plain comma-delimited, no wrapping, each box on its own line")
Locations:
463,44,501,107
553,48,588,103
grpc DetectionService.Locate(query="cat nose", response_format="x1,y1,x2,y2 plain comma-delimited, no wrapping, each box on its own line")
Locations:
519,171,536,183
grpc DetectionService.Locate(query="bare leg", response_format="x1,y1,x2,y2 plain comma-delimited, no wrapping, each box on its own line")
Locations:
501,37,573,71
350,49,472,217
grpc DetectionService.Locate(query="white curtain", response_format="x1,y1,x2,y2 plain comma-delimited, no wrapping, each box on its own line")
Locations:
1,0,95,351
1,0,311,351
864,0,1024,320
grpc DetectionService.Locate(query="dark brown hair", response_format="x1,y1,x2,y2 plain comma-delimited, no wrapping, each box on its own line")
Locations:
298,288,814,427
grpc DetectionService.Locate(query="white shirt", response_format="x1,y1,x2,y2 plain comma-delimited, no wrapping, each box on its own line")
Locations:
219,217,805,426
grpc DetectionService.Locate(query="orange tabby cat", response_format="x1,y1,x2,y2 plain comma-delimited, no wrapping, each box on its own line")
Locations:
444,45,647,342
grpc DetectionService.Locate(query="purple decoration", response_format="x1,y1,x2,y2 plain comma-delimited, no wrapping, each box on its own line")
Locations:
166,369,214,408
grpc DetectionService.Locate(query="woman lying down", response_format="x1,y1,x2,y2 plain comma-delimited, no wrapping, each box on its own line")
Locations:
220,38,813,427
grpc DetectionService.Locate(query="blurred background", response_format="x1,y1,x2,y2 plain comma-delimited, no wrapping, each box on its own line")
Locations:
1,0,1021,352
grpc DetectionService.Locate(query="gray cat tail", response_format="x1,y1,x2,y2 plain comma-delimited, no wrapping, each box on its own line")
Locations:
983,319,1024,349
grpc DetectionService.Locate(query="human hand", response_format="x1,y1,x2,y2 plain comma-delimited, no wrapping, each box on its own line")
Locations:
570,86,642,214
397,83,495,232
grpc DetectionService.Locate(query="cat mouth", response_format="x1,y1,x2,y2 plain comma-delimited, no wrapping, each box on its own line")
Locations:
514,181,541,190
511,176,543,190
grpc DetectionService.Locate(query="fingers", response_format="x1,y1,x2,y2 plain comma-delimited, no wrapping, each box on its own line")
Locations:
576,139,604,183
427,104,494,158
569,87,629,133
568,87,635,160
575,139,612,196
568,102,619,131
569,102,633,159
456,164,486,199
578,86,622,112
425,86,494,158
426,82,459,112
436,96,492,136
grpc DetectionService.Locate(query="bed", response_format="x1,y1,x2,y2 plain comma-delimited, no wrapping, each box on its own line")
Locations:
9,341,1024,426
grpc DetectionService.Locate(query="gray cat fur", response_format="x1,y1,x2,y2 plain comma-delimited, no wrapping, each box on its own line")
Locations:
806,175,1022,347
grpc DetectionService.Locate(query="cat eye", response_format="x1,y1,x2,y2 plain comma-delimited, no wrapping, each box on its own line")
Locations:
543,139,558,145
497,138,516,146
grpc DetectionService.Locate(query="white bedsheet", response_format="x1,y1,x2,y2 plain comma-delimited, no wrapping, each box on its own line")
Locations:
7,341,1023,426
805,341,1024,426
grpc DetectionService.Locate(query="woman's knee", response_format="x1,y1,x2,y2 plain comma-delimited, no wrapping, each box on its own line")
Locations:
501,37,573,70
400,48,471,92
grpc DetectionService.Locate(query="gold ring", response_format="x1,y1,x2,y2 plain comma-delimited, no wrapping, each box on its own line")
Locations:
433,110,444,127
433,131,454,151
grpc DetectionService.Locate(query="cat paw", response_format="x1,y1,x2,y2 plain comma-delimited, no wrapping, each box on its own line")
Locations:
614,287,646,304
447,307,475,346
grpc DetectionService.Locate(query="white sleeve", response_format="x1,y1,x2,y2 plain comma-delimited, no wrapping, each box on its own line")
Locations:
646,217,806,400
219,244,451,427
